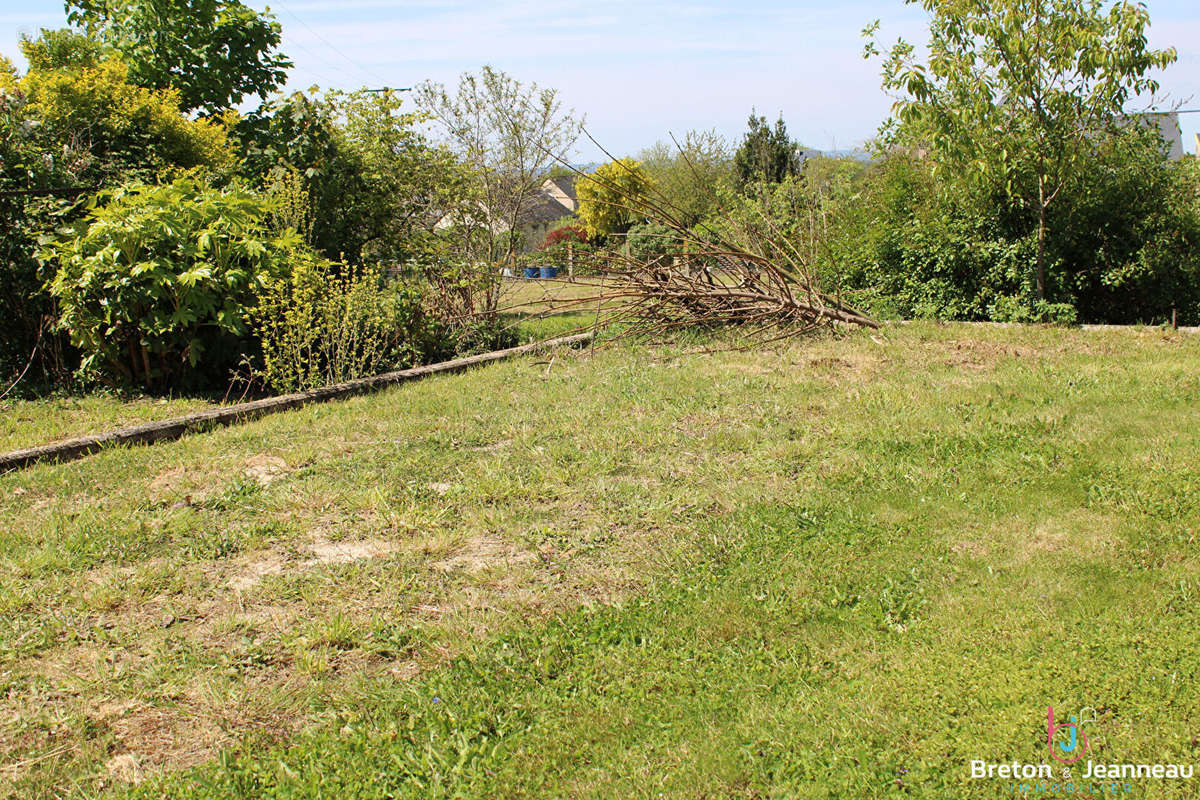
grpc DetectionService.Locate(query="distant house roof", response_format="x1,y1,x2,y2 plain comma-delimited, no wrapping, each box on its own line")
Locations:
522,194,572,225
1117,111,1184,161
434,176,579,234
516,176,578,224
547,176,577,202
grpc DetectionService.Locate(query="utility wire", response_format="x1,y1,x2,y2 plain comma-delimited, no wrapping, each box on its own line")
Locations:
275,1,391,89
278,31,365,87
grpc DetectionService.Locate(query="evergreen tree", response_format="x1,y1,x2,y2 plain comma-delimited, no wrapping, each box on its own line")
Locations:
732,112,804,192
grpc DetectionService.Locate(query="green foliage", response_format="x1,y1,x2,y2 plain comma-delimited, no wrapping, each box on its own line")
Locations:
253,258,430,393
15,30,233,184
639,129,731,227
265,167,314,243
576,159,652,240
43,178,297,388
66,0,291,114
235,89,464,266
329,89,465,264
626,221,681,261
839,135,1200,325
18,26,104,71
700,158,865,291
1052,131,1200,324
0,30,232,385
866,0,1178,303
732,112,804,193
0,82,67,383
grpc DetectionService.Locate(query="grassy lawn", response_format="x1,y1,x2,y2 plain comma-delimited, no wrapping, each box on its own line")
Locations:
0,307,585,456
1,323,1198,798
0,395,221,454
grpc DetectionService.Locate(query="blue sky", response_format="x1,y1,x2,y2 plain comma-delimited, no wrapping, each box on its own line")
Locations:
3,0,1198,161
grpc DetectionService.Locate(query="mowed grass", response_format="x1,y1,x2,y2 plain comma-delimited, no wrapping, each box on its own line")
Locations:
0,323,1198,798
0,306,585,455
0,394,221,453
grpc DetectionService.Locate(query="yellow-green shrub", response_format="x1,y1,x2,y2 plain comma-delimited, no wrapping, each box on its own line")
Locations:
43,178,295,388
20,58,232,173
253,258,427,393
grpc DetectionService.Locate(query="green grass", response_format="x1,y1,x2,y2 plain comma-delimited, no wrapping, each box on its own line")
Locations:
1,323,1198,798
0,310,583,455
0,394,220,453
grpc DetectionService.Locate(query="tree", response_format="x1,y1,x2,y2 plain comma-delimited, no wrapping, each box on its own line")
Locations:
576,159,653,240
732,112,804,192
415,67,581,266
324,89,467,265
639,129,731,227
234,89,466,265
67,0,291,114
866,0,1177,304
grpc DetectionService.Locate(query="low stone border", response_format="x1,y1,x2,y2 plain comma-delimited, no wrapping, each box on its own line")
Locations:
0,331,594,473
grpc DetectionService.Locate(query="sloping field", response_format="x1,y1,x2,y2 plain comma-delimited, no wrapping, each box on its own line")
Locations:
2,323,1198,798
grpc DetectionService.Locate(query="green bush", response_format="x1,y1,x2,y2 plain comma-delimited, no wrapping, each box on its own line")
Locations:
839,132,1200,325
253,257,432,393
626,221,681,262
43,177,296,389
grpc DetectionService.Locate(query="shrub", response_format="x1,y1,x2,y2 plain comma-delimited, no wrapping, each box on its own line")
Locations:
525,225,593,274
0,33,233,388
43,178,296,389
540,225,587,250
20,54,232,181
626,221,681,263
253,257,430,393
838,133,1200,325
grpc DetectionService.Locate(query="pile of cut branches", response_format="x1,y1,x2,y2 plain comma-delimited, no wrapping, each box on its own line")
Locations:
499,133,878,343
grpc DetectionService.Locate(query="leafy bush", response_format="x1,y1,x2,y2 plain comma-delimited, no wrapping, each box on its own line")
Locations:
626,221,681,262
838,132,1200,325
253,257,431,393
18,44,232,183
540,225,587,249
0,85,65,385
43,178,296,389
235,89,464,266
524,224,593,273
1051,131,1200,325
1,31,233,388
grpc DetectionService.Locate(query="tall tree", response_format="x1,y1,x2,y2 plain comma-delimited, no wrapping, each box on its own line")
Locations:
66,0,291,114
866,0,1176,303
415,66,581,265
732,112,804,192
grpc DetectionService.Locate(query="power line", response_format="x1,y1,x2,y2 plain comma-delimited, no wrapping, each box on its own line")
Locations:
275,1,392,89
278,32,367,88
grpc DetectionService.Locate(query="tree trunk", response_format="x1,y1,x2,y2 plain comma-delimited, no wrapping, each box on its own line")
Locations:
1036,179,1047,304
